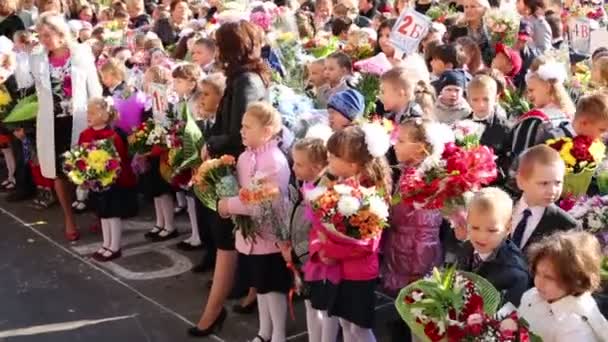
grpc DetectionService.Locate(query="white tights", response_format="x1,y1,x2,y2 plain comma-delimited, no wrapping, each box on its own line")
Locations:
339,318,376,342
305,300,340,342
257,292,287,342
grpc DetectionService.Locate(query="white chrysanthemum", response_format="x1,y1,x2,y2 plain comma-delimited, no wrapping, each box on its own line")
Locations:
588,216,603,231
361,122,390,157
424,122,454,157
333,184,354,195
453,120,485,140
303,186,327,202
305,124,333,143
360,186,376,197
337,196,361,217
368,195,389,219
412,291,424,301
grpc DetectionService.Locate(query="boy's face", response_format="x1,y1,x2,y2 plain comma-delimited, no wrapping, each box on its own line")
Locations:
573,116,608,141
198,83,221,115
324,58,347,86
517,161,565,207
491,52,512,76
468,87,496,118
379,80,406,112
467,207,510,255
13,128,25,140
308,63,326,87
100,72,120,89
430,58,449,76
328,108,351,131
292,149,323,182
440,85,463,106
191,44,214,67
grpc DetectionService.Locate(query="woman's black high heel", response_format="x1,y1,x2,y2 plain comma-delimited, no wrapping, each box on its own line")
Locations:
187,308,227,338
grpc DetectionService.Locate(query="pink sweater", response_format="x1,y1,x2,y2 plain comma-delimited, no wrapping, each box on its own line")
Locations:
226,139,291,255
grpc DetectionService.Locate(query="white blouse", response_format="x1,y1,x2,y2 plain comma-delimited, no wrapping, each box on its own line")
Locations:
518,288,608,342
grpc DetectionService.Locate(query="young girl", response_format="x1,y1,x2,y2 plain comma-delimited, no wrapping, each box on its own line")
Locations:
288,137,340,342
380,66,435,123
510,57,575,158
318,52,352,108
216,102,292,342
516,0,552,52
520,231,608,341
82,97,137,262
316,126,392,342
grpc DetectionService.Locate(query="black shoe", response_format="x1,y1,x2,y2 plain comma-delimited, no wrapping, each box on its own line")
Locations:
149,228,178,242
251,335,270,342
174,205,186,216
144,226,162,239
176,240,204,251
187,308,227,338
232,300,257,314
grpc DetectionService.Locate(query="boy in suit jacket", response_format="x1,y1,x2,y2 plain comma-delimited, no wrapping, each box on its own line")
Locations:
513,145,579,253
457,187,531,306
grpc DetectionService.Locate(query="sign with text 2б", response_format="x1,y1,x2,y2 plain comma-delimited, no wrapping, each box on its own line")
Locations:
389,8,432,56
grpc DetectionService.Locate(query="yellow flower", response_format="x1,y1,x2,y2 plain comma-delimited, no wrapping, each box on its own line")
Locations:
68,171,84,185
88,150,111,173
590,140,606,163
559,141,577,167
0,89,11,106
100,173,115,187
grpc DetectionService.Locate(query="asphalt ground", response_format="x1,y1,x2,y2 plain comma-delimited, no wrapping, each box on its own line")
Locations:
0,195,400,342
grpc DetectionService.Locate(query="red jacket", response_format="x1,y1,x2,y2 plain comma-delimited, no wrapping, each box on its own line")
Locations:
78,127,137,188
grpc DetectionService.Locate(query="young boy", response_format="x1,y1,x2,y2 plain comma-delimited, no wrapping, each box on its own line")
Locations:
327,88,364,131
433,69,471,124
542,92,608,141
6,121,35,202
190,38,217,74
514,145,579,253
458,187,531,306
491,43,523,88
429,43,466,84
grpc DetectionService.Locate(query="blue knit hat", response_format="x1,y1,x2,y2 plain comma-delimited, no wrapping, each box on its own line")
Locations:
327,89,365,121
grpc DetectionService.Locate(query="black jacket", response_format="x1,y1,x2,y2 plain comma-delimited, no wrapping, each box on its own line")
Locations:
207,72,266,158
0,14,24,41
520,203,579,253
457,239,531,306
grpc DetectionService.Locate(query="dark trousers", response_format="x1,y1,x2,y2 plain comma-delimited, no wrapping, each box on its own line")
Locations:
12,139,34,196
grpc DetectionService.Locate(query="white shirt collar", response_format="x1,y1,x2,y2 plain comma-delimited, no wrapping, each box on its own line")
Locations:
515,197,546,216
476,251,492,261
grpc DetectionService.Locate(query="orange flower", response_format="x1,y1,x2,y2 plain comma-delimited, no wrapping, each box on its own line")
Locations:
220,155,236,165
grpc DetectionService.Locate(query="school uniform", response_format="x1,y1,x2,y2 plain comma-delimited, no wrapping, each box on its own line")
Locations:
511,200,579,253
457,239,531,306
466,106,510,183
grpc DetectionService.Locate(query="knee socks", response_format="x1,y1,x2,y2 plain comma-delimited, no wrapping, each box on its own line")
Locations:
339,318,376,342
100,218,111,250
109,218,122,252
2,148,15,183
256,292,287,342
159,194,175,235
176,191,186,208
185,196,201,245
153,197,164,229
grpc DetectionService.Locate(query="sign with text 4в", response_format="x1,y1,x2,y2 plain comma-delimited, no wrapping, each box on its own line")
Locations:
389,9,431,56
568,17,591,54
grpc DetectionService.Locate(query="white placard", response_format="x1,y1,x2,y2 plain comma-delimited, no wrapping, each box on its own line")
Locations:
591,29,608,54
389,8,431,56
569,17,592,54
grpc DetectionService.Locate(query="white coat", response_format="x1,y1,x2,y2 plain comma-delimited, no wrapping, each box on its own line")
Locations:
519,288,608,342
30,43,102,179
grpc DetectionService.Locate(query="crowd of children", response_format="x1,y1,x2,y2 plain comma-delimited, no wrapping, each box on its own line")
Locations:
0,0,607,340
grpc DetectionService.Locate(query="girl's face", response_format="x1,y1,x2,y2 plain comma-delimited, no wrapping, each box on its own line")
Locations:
463,0,485,23
328,152,359,178
79,8,93,22
378,27,395,58
100,72,121,89
379,80,408,112
191,44,214,67
292,149,323,182
87,104,110,128
393,127,427,166
307,63,326,87
516,0,529,16
240,112,272,148
198,83,221,115
534,258,568,303
526,76,552,108
38,25,65,52
324,58,347,86
172,2,189,23
315,0,332,18
150,51,167,67
173,78,196,97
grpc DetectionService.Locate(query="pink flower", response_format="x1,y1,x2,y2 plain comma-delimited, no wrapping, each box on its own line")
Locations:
63,75,73,97
106,159,120,171
250,11,272,31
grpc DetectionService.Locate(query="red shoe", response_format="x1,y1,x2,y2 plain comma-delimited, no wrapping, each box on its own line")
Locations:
65,230,80,241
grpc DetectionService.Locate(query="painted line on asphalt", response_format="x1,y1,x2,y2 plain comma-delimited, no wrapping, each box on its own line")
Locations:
0,315,136,338
0,207,224,342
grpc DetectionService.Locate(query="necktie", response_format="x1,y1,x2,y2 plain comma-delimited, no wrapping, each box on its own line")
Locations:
472,253,483,270
512,209,532,248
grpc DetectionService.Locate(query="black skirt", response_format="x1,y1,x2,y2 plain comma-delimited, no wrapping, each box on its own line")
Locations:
327,279,377,328
240,252,292,294
207,212,235,251
54,116,73,177
138,156,172,198
307,280,338,311
89,186,139,219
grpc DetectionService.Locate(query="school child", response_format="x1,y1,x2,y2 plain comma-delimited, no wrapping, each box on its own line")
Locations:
542,92,608,141
428,43,467,84
516,0,552,52
591,56,608,89
5,121,35,202
513,145,579,253
318,52,352,108
433,69,472,124
379,67,435,123
189,37,217,74
327,88,365,131
458,187,531,306
213,102,292,342
82,97,137,262
491,43,523,89
305,59,327,101
316,125,392,342
520,231,608,341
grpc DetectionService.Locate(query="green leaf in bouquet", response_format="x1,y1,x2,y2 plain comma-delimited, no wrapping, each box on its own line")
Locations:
354,74,380,117
3,95,37,123
173,104,203,176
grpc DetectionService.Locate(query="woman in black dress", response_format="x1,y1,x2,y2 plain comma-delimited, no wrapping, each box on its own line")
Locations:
189,20,270,337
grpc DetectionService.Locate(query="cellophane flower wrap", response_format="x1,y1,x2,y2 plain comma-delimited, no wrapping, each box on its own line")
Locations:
127,118,168,155
63,139,121,192
166,104,204,178
239,175,290,241
425,3,457,23
565,195,608,233
452,120,486,149
546,135,606,196
304,178,390,243
484,8,520,47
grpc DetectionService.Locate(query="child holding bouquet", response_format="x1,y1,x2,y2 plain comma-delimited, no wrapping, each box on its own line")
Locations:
81,97,137,262
216,102,292,342
379,67,434,123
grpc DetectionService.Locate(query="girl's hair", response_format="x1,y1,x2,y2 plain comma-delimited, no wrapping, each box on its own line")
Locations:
455,36,483,73
375,18,395,54
245,102,282,136
99,58,126,81
36,12,74,44
528,231,602,295
399,118,435,154
199,72,227,97
327,51,353,73
172,63,202,83
215,20,271,86
89,97,119,123
293,138,328,166
381,67,436,117
145,65,172,85
593,56,608,87
521,0,546,15
528,57,576,117
326,126,392,194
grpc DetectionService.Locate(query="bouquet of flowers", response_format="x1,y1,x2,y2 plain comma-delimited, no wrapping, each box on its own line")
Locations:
501,89,531,121
63,139,121,192
425,3,457,23
3,94,37,123
546,135,606,196
452,120,486,149
303,32,339,58
127,118,168,155
484,8,520,47
273,32,311,91
353,73,380,117
304,178,390,241
567,195,608,233
269,84,314,131
239,176,289,240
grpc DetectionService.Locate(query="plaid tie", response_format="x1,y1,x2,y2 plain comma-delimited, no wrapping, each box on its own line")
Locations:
472,253,483,270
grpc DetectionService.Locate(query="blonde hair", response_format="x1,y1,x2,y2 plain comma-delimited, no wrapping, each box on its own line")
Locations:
467,187,513,227
36,12,73,45
145,65,172,85
293,138,328,167
381,67,436,118
517,144,563,179
593,56,608,88
575,91,608,123
99,58,126,81
528,57,576,117
467,75,498,98
245,102,282,136
89,97,119,123
199,72,226,97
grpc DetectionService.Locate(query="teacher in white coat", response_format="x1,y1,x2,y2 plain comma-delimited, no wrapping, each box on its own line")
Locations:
31,12,102,241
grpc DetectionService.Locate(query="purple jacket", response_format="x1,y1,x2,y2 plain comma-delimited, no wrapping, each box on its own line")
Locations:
381,201,443,295
226,139,291,255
